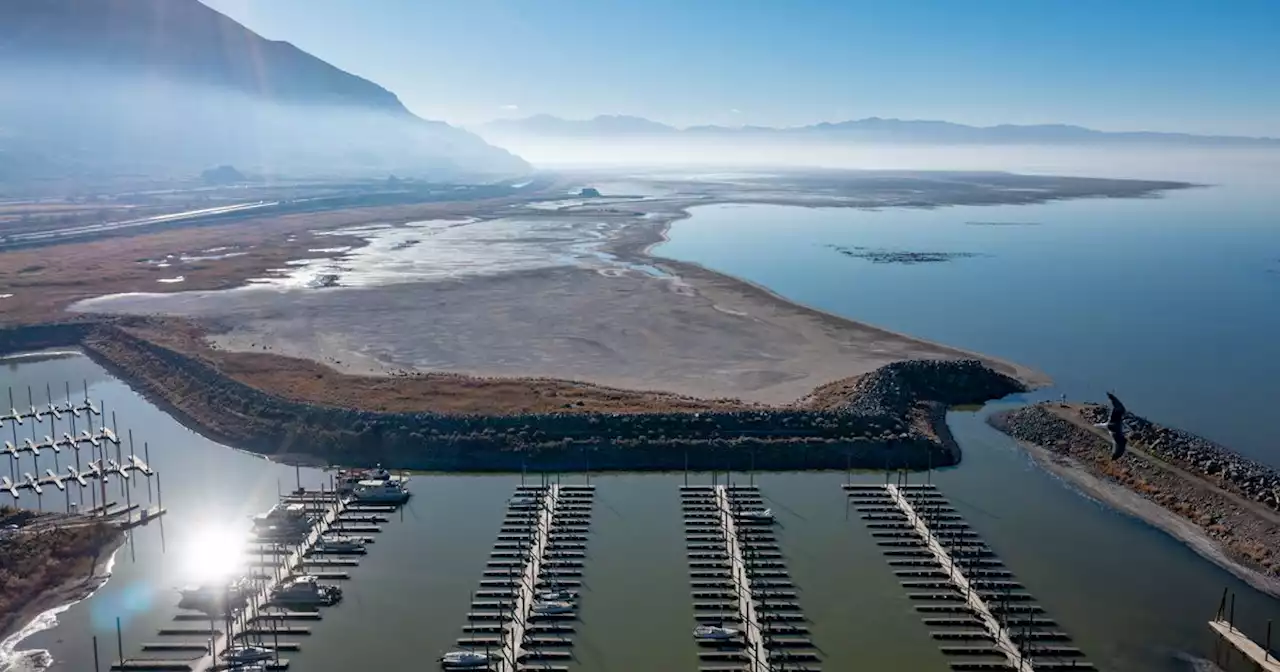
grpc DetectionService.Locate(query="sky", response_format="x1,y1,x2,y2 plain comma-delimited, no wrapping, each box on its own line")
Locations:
200,0,1280,136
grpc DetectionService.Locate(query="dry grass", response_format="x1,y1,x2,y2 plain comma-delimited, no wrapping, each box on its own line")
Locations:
0,199,508,325
0,517,120,642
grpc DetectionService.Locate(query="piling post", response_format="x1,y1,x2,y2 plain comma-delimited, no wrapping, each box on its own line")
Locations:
1228,592,1236,630
115,617,124,667
1266,620,1272,662
115,434,125,497
156,470,164,512
92,635,101,672
1216,587,1229,620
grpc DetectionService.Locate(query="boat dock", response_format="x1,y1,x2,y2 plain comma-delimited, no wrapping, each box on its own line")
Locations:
845,483,1093,671
2,383,163,525
108,479,406,672
1208,588,1277,671
681,484,820,672
451,480,596,671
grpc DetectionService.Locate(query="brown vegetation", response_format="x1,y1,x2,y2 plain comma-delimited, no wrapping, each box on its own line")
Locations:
0,199,512,325
0,510,121,643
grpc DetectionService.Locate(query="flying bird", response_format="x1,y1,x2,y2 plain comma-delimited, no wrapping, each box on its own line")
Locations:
1096,391,1128,459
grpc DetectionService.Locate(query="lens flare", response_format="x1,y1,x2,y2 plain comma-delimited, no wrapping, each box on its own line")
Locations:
180,522,247,584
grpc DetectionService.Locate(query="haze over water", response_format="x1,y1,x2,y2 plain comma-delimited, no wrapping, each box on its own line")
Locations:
657,170,1280,468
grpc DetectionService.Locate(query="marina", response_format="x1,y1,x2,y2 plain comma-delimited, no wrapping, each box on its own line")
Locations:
3,354,1280,672
681,483,820,672
1,384,164,521
445,479,596,671
99,467,410,672
844,481,1092,671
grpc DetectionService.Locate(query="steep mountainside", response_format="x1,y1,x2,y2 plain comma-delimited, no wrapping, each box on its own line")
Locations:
0,0,528,181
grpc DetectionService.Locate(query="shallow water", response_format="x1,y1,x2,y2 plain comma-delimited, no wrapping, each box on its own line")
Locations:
655,180,1280,467
2,355,1276,672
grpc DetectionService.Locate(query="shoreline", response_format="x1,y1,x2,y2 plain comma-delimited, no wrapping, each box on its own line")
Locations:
990,404,1280,599
1010,433,1280,599
619,202,1051,388
0,532,125,661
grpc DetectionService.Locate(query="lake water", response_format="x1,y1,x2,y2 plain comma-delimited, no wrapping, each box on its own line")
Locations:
3,353,1278,672
4,170,1280,672
656,181,1280,468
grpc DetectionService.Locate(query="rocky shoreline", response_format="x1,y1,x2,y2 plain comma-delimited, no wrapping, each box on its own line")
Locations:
2,321,1026,472
989,403,1280,596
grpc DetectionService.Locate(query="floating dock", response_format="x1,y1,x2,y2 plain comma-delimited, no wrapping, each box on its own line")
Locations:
682,484,820,672
110,480,406,672
845,483,1093,671
451,481,596,671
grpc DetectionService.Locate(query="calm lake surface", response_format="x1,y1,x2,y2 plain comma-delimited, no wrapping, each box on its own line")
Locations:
3,354,1277,672
657,180,1280,468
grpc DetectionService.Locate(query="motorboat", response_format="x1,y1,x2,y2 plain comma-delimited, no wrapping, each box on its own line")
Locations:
253,503,312,535
336,465,409,494
271,575,341,606
315,535,366,553
529,600,575,615
177,578,253,613
221,645,275,664
440,650,492,669
535,589,578,602
693,625,742,641
352,479,410,504
737,508,775,523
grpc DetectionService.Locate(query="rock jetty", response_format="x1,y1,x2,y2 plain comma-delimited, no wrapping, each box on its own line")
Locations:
0,322,1029,473
990,403,1280,587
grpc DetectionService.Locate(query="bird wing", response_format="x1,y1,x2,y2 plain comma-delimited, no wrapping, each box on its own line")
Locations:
1106,392,1126,425
1110,432,1127,460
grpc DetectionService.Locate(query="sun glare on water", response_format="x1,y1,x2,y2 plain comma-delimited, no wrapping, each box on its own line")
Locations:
180,522,248,584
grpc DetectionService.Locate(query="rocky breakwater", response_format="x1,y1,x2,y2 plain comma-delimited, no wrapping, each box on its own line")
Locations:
77,322,1028,472
990,403,1280,596
810,358,1028,463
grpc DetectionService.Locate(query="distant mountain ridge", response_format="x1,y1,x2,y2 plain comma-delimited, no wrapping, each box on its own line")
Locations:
0,0,528,181
479,115,1280,146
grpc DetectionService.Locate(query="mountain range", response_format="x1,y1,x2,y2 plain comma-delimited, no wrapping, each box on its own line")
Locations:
478,114,1280,147
0,0,528,184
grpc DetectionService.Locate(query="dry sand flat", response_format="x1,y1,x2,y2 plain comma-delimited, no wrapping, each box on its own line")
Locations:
72,253,1037,404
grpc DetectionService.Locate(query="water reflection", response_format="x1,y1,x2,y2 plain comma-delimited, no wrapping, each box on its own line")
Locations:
177,520,248,585
1,354,1276,672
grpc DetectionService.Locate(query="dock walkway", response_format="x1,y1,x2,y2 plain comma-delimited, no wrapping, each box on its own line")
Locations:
884,484,1035,671
501,484,561,672
715,486,770,672
186,495,348,672
1209,620,1279,672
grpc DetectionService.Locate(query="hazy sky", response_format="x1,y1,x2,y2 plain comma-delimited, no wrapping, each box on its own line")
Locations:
200,0,1280,136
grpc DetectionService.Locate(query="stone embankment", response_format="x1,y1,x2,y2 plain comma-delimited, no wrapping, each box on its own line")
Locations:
1,321,1027,471
990,403,1280,585
1078,404,1280,510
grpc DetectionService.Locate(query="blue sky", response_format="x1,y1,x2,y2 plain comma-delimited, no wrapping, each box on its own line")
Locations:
200,0,1280,135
